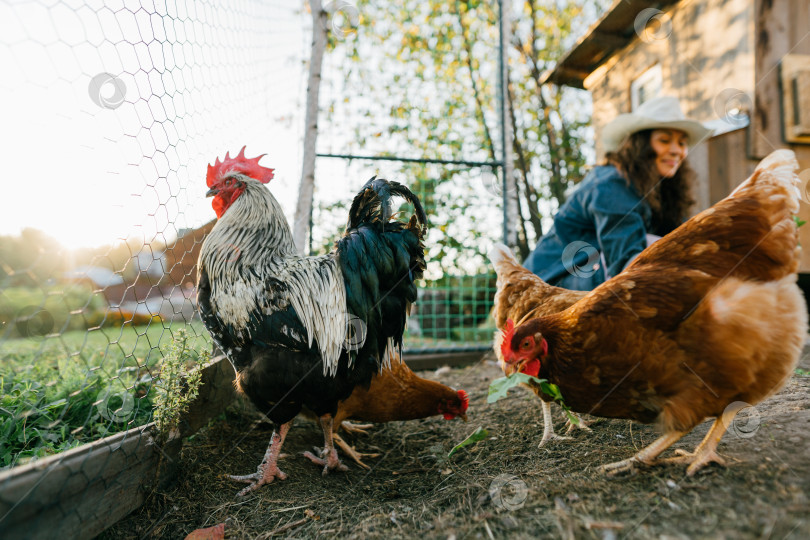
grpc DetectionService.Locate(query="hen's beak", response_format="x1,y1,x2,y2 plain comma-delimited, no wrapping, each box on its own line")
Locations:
205,187,219,197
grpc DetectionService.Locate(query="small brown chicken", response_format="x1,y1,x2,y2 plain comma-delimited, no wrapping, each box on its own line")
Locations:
501,150,808,476
489,243,590,445
306,356,469,468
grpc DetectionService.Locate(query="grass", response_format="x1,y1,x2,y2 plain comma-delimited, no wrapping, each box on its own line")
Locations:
0,316,487,470
0,321,211,469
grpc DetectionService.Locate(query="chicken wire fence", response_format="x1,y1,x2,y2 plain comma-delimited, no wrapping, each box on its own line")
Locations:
0,0,502,535
0,0,307,534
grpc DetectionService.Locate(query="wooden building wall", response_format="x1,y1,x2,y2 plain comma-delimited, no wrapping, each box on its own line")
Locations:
585,0,755,159
581,0,810,269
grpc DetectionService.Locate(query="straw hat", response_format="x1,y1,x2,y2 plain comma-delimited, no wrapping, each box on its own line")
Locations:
601,96,713,152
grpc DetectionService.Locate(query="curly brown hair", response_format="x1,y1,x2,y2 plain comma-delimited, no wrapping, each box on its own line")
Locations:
605,129,695,235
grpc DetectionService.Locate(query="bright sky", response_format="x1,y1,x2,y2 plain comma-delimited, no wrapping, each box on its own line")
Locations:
0,1,309,250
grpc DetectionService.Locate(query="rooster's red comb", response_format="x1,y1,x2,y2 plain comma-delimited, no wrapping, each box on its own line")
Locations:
500,319,516,361
457,390,469,411
207,146,275,187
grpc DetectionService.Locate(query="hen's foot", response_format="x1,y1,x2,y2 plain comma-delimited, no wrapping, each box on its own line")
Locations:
538,431,573,448
564,414,593,434
303,446,349,475
334,433,380,470
340,421,374,435
661,448,728,476
598,455,654,476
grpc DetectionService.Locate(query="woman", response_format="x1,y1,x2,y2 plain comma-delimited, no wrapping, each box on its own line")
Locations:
523,96,712,290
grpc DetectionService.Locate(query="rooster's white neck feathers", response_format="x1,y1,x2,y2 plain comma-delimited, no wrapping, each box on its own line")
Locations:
200,180,349,376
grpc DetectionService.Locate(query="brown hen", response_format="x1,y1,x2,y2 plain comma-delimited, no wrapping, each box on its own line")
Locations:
489,244,591,444
501,150,808,476
305,356,468,468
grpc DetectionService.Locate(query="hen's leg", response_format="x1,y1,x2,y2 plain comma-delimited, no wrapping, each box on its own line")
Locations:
660,417,729,475
303,414,349,475
227,421,291,496
599,430,686,475
538,401,572,447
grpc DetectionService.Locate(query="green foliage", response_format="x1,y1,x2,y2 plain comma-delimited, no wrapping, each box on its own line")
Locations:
0,323,210,469
796,368,810,377
320,0,602,266
488,372,577,424
152,329,206,434
0,283,109,338
448,426,488,457
793,215,806,228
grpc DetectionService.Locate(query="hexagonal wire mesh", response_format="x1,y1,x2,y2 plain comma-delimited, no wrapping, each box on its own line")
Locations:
0,0,305,535
0,0,503,535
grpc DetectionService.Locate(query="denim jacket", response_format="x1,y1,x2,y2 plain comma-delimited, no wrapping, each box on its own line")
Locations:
523,165,652,291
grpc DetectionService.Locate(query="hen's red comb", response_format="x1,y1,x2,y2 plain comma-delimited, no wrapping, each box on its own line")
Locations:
457,390,469,411
500,319,515,361
207,146,275,187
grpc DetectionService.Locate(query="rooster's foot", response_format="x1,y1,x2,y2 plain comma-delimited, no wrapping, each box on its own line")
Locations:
661,448,729,476
340,421,374,435
226,463,288,497
303,446,349,475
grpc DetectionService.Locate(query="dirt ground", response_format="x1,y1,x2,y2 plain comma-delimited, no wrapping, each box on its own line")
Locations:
103,356,810,540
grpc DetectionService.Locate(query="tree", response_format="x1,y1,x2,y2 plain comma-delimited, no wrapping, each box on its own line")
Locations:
318,0,601,272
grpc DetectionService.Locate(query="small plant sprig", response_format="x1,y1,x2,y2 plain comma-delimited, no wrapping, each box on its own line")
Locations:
152,329,207,434
793,215,806,228
488,372,578,425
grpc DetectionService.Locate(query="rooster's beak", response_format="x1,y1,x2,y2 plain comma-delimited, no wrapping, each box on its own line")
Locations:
205,188,219,197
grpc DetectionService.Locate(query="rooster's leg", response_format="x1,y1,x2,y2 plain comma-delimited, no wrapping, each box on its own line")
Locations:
599,430,686,475
333,432,381,470
303,414,349,475
538,401,572,447
659,417,729,475
227,421,291,496
340,421,374,435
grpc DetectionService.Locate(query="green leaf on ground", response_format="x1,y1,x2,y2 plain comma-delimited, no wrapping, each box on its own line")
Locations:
448,426,489,457
487,373,578,424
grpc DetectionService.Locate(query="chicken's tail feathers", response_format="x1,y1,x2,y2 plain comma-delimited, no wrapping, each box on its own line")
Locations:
347,177,427,234
731,149,801,211
488,242,520,273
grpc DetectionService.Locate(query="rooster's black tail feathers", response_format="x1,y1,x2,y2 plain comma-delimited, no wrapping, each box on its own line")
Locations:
347,176,427,233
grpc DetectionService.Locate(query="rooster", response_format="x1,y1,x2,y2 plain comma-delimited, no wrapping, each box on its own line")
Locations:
197,147,426,495
489,244,590,445
324,356,469,468
500,150,808,475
